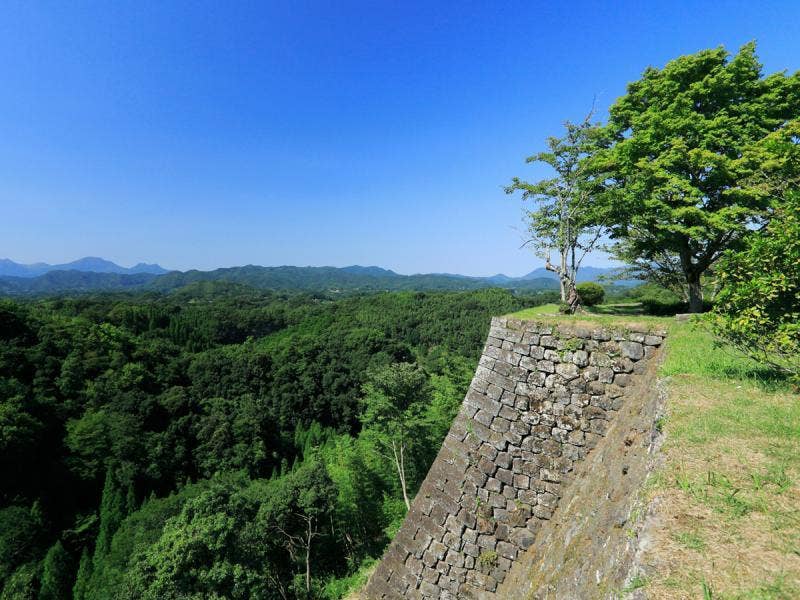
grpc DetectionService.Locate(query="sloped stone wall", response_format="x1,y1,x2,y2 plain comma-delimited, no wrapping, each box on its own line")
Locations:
363,317,666,599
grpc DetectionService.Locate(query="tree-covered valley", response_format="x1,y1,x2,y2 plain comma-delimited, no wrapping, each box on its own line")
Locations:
0,285,555,599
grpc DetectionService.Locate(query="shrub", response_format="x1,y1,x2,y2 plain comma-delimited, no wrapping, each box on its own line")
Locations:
628,283,686,315
576,282,605,306
708,193,800,381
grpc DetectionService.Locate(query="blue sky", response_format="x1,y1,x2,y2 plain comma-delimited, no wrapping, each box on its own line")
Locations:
1,1,798,276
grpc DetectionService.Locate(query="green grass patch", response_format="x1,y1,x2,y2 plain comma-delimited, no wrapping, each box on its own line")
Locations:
505,302,672,331
660,322,790,391
622,573,648,593
673,531,706,552
322,557,378,599
508,303,561,318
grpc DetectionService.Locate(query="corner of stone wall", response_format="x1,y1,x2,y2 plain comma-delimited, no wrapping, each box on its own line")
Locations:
363,317,667,599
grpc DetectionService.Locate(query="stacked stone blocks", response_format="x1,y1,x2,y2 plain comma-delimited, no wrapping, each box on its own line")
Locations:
364,317,666,599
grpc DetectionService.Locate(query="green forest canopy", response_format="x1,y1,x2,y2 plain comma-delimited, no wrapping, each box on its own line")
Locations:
0,286,554,599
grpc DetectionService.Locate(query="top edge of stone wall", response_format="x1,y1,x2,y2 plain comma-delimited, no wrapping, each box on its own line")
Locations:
492,315,668,338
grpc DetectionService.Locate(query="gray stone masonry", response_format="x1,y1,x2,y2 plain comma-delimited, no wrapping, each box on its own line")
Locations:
363,317,666,599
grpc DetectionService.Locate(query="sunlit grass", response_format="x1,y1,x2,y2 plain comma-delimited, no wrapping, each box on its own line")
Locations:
505,302,672,331
644,324,799,598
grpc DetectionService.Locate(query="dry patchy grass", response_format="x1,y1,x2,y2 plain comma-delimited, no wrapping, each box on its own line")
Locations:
640,324,800,599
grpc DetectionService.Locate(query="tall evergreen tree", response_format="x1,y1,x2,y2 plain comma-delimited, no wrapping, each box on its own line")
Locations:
71,550,91,600
39,541,72,600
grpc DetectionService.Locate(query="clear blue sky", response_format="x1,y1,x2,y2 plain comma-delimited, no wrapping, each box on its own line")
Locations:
1,1,798,276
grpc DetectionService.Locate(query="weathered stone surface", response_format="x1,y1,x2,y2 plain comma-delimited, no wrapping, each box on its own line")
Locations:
619,341,644,360
364,317,665,599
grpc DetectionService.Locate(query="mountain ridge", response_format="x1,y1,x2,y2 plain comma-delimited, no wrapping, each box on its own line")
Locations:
0,257,169,278
0,261,637,296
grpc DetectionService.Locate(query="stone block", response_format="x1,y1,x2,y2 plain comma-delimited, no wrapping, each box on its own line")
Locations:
474,409,493,427
614,373,631,387
540,335,557,348
510,528,536,549
477,457,496,476
486,384,503,401
429,540,448,560
555,362,579,380
512,342,530,356
572,349,589,366
619,341,644,360
598,367,614,383
485,477,502,492
496,541,517,560
491,417,510,433
496,468,513,485
643,334,662,346
538,360,555,374
463,541,480,557
493,361,512,377
543,349,560,362
589,351,613,367
612,357,635,373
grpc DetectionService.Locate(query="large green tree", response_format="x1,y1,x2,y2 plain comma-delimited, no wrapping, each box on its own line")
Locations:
359,363,431,510
258,459,337,596
602,43,800,311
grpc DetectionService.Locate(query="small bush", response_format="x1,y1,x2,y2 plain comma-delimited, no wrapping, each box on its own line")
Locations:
477,551,498,567
576,282,605,306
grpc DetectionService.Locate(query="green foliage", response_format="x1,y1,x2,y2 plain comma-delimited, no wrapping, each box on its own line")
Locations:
1,562,39,600
0,287,545,597
122,476,275,600
709,193,800,380
576,282,604,306
602,43,800,311
71,550,91,600
477,551,498,568
39,542,72,600
506,112,607,310
359,363,431,509
321,557,376,600
0,506,42,588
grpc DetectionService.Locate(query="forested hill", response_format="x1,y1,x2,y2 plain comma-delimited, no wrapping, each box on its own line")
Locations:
0,287,555,598
0,264,562,296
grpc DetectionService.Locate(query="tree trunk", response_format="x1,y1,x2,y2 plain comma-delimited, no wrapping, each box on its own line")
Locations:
393,441,411,511
305,522,312,593
565,280,581,314
687,273,703,313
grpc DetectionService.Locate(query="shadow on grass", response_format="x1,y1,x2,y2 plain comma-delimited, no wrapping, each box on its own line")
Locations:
586,303,646,316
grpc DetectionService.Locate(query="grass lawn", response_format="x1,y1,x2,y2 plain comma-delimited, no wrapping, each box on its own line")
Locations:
508,303,800,598
645,320,800,599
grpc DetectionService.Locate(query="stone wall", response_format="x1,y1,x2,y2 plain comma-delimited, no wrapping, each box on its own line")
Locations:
363,317,666,599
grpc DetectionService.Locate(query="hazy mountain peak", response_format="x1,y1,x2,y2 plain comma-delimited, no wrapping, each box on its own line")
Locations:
0,257,168,278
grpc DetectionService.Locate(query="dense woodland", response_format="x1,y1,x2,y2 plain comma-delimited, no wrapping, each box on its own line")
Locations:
0,285,556,599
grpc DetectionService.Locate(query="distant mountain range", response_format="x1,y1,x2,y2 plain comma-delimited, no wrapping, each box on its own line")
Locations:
0,257,168,278
0,258,637,296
